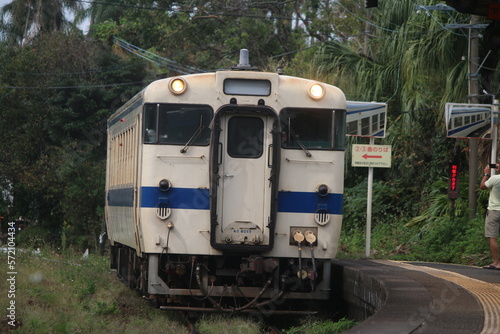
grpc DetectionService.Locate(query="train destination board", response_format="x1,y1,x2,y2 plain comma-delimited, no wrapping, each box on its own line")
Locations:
352,144,392,168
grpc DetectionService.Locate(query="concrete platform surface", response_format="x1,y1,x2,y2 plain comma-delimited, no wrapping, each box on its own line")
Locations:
334,260,500,334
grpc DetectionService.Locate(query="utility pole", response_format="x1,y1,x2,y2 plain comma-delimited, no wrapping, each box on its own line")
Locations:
439,8,488,218
468,15,480,219
429,7,488,218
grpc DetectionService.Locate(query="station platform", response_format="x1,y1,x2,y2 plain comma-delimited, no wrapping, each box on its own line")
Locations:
333,259,500,334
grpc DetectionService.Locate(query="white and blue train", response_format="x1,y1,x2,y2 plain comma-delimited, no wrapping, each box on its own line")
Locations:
346,101,387,138
105,50,347,312
445,103,492,138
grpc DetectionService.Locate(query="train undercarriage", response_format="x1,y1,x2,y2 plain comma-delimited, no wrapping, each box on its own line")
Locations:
110,244,333,313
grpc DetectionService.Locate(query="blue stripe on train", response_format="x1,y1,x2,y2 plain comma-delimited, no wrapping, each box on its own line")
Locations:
107,187,343,214
106,187,210,209
141,187,210,209
277,191,343,214
448,120,485,136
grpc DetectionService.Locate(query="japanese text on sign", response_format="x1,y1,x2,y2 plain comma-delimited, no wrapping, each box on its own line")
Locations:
450,165,458,191
352,144,392,168
448,164,459,199
353,145,390,153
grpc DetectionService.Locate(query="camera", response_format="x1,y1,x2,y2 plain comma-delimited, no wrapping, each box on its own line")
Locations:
490,163,498,168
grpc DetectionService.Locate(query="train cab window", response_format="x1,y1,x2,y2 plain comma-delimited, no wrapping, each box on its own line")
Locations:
281,108,339,150
143,103,213,145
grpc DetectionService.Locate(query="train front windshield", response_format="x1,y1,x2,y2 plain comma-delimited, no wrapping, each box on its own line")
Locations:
143,103,213,145
280,108,345,150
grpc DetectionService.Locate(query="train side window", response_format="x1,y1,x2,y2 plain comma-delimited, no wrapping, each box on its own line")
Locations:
361,117,370,136
280,108,334,150
334,109,346,149
144,104,158,143
347,120,358,136
371,115,379,133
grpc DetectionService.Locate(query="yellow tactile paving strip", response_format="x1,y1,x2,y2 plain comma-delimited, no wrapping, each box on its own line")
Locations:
377,260,500,334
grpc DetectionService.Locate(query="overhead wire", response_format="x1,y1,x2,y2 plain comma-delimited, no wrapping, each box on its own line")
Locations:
113,37,207,74
0,62,148,76
2,0,493,89
69,0,311,22
335,0,399,34
337,0,472,40
419,5,469,37
1,80,152,90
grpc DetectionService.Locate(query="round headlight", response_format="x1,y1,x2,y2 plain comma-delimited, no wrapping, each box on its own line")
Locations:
169,78,187,95
159,179,172,192
308,83,325,100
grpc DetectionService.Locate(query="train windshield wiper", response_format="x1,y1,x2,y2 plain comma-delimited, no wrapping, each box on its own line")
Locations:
289,127,311,157
290,130,311,157
180,115,204,153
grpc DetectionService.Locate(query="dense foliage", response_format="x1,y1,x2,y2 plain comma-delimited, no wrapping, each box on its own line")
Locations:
0,32,150,249
0,0,497,263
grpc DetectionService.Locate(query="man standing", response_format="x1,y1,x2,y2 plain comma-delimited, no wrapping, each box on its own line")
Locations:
480,164,500,270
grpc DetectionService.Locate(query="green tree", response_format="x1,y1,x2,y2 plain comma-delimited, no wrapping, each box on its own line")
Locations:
89,0,330,71
315,0,495,253
315,1,476,186
0,0,84,46
0,32,149,249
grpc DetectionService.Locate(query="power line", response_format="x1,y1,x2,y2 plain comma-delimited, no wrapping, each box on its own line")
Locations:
0,80,150,90
337,0,470,40
69,0,310,22
0,62,147,76
113,37,207,74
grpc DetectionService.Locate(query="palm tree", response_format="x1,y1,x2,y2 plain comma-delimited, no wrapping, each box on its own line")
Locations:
0,0,83,46
314,0,492,214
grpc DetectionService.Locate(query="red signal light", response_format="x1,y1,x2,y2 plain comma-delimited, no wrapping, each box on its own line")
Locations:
448,164,459,199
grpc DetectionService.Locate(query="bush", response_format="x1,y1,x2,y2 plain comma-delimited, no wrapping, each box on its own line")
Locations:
16,225,56,249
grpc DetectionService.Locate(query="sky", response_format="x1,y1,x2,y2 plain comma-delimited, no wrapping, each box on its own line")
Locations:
0,0,9,9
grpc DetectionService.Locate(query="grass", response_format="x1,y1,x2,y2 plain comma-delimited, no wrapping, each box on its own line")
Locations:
337,216,492,266
196,314,261,334
284,317,357,334
0,249,188,333
0,248,356,334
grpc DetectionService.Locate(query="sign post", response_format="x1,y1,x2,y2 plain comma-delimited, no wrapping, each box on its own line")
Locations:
492,100,499,175
347,100,389,258
366,138,375,258
352,142,392,257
